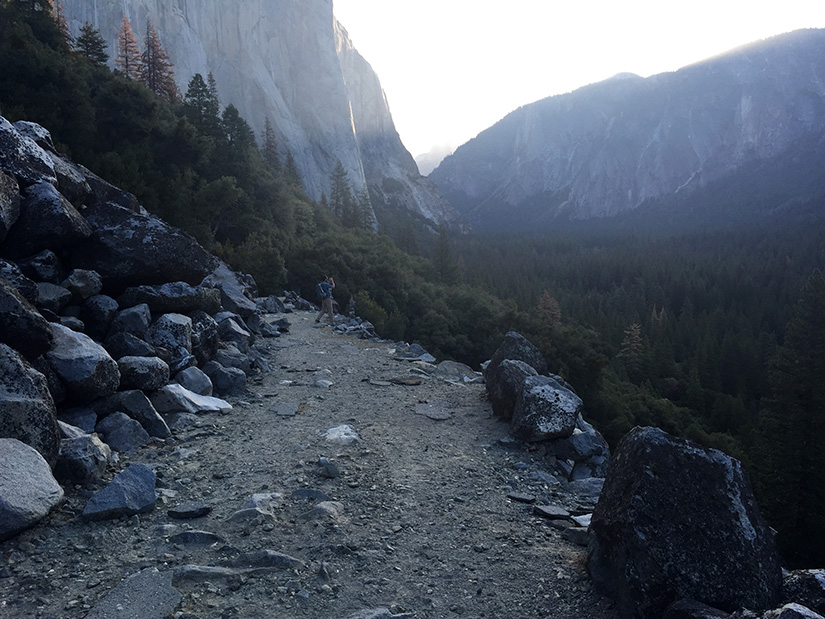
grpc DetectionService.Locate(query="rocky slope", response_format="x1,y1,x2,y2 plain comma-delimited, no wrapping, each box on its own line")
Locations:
62,0,464,231
429,29,825,231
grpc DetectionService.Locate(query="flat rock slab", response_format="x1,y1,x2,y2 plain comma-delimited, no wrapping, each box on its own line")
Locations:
271,402,300,417
414,402,451,420
168,501,212,519
391,377,423,386
532,504,572,520
506,492,536,504
150,383,231,415
84,568,181,619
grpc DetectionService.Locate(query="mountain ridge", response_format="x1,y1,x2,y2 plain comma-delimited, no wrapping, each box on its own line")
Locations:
430,28,825,231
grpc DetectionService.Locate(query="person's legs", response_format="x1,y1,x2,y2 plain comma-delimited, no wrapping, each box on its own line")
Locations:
316,302,326,323
324,298,335,324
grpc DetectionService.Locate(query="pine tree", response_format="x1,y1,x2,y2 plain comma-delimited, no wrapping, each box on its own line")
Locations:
284,152,300,182
356,185,374,231
183,73,221,137
329,160,352,220
754,269,825,566
140,19,177,102
115,14,142,80
538,290,562,327
76,21,108,64
617,323,645,383
261,117,281,175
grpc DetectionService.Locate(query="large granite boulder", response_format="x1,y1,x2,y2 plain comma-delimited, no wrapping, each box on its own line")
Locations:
36,281,71,314
0,169,20,242
60,269,103,302
95,412,152,452
45,323,120,403
93,390,170,439
70,202,217,291
487,358,538,419
54,431,111,484
0,116,56,187
0,344,60,465
201,262,257,318
118,281,221,314
79,294,119,341
588,426,782,618
511,374,582,441
109,303,152,339
0,438,64,540
190,310,219,366
76,163,141,213
0,276,53,361
485,332,549,419
16,248,63,283
12,120,55,152
783,570,825,615
149,313,194,373
117,356,170,393
103,331,156,360
49,155,91,207
2,180,92,258
149,383,232,415
0,258,37,304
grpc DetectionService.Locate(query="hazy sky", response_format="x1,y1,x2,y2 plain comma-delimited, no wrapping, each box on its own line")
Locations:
334,0,825,158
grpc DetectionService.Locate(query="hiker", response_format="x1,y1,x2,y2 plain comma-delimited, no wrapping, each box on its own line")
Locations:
315,275,335,325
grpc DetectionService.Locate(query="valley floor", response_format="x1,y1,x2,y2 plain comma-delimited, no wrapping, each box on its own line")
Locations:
0,311,619,618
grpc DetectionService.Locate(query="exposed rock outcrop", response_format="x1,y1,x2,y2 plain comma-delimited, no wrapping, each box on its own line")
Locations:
588,426,783,618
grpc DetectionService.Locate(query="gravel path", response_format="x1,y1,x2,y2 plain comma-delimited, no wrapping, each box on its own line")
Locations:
0,311,620,618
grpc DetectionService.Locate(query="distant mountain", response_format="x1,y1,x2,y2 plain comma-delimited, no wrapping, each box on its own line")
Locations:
430,29,825,232
62,0,462,231
415,143,456,176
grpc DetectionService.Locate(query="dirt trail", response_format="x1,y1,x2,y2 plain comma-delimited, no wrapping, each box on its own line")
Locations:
1,311,620,618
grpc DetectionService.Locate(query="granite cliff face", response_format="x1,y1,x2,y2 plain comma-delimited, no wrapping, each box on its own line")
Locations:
334,22,466,231
430,29,825,230
62,0,462,230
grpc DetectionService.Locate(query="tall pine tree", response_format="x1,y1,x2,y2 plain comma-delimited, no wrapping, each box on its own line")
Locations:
141,19,177,102
76,21,108,64
261,117,282,175
115,14,142,79
754,269,825,566
183,73,221,137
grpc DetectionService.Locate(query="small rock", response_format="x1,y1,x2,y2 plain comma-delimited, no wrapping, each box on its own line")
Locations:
323,424,358,445
84,568,181,619
168,501,212,519
169,530,224,546
506,492,536,504
318,457,340,478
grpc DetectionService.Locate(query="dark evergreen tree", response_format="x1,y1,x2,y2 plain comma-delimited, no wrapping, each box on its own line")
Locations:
261,117,281,175
140,19,177,102
76,21,108,64
328,159,353,221
183,73,221,137
754,269,825,566
115,13,141,79
284,151,301,183
356,185,373,231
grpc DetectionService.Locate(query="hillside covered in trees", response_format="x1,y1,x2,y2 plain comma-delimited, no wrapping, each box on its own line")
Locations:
2,0,824,567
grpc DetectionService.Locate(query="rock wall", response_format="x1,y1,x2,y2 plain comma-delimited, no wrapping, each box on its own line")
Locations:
62,0,464,231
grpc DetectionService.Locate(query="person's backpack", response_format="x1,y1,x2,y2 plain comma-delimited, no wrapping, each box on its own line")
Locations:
316,282,328,300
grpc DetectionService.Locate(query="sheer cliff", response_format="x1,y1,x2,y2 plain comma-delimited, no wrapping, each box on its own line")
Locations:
62,0,462,231
429,29,825,231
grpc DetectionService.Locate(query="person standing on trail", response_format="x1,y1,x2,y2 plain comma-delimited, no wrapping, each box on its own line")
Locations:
315,275,335,325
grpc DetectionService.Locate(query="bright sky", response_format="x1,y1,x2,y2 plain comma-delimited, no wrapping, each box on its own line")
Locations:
334,0,825,159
